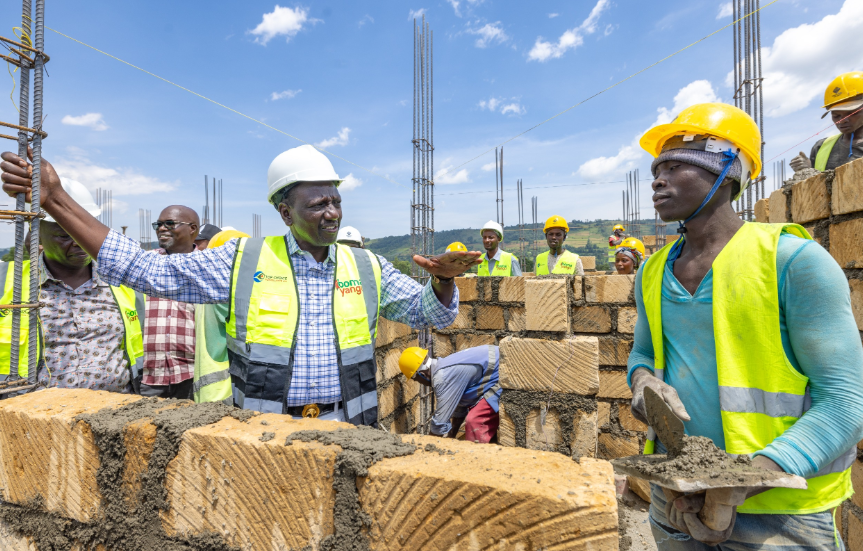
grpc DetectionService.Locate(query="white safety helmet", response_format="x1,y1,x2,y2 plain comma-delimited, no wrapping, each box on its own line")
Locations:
43,178,101,223
267,144,343,206
480,220,504,241
337,225,362,245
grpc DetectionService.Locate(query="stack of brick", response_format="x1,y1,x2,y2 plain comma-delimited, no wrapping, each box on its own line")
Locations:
374,317,421,433
754,157,863,547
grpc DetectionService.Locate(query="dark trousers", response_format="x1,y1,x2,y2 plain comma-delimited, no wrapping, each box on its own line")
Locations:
139,377,193,400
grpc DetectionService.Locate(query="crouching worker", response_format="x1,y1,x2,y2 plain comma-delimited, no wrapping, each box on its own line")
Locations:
398,345,501,442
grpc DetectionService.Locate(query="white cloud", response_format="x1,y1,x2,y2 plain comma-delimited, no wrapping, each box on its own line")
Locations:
548,13,559,18
270,89,301,101
717,2,733,19
734,0,863,118
604,23,616,36
481,161,496,171
61,113,108,131
468,22,509,48
448,0,461,17
528,0,610,62
358,14,374,28
315,127,351,148
500,102,526,115
435,165,471,184
478,97,501,111
53,149,176,197
340,173,363,191
479,97,525,116
250,5,312,45
408,8,426,21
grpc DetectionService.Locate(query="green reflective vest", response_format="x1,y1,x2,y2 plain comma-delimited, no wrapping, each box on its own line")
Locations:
226,236,382,425
641,223,854,514
535,250,580,275
814,134,842,171
478,250,515,276
0,260,145,385
193,303,232,405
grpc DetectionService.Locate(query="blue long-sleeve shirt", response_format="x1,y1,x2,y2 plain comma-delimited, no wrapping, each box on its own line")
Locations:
627,234,863,478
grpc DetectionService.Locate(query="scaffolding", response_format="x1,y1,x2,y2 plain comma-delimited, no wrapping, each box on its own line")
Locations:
622,169,642,239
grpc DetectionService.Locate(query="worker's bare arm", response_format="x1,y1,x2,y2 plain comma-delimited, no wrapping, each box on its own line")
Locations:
1,150,109,258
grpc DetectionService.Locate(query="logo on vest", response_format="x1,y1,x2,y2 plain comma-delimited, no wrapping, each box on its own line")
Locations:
560,262,573,270
125,309,139,322
253,271,291,283
337,278,363,297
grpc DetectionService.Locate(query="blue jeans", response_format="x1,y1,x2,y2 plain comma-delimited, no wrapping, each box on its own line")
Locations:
649,484,843,550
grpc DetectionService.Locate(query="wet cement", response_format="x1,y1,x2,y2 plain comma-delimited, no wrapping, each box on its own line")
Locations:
500,389,596,456
286,426,418,551
634,436,752,482
0,397,254,551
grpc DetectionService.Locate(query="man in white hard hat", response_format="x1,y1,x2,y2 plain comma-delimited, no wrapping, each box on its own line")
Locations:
477,220,521,277
0,178,146,394
336,225,363,248
0,145,481,425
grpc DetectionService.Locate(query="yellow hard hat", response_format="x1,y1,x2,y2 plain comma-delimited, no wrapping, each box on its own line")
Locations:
617,237,645,260
823,72,863,109
613,224,626,233
446,241,468,253
208,229,251,249
398,347,429,379
543,215,569,233
639,103,762,185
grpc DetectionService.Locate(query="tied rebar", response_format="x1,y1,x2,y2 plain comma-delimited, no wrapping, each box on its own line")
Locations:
252,213,261,238
621,170,642,240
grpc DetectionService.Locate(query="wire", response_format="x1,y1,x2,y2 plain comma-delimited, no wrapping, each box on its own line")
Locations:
44,26,407,189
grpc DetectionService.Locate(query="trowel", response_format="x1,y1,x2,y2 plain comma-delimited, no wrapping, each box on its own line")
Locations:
643,386,685,457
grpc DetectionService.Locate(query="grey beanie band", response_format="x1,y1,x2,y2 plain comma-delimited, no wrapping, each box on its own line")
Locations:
651,148,743,184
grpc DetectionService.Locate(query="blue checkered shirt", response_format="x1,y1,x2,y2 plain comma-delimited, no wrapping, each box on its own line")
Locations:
97,230,458,405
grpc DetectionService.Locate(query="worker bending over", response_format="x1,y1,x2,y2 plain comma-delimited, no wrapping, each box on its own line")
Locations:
477,220,521,276
0,179,145,393
0,145,481,425
336,225,363,248
614,237,644,275
535,216,583,275
791,71,863,173
399,345,500,443
607,224,626,267
628,102,863,547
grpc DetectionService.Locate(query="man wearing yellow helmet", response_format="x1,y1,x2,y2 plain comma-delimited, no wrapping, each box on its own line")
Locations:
608,224,627,267
629,103,863,547
398,345,500,442
790,72,863,173
535,216,583,275
614,237,644,275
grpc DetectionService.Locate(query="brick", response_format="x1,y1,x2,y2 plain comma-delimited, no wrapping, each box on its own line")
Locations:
448,304,474,330
390,403,412,434
498,276,525,302
526,407,562,452
123,418,157,508
627,476,652,503
525,278,569,332
379,377,420,419
853,460,863,510
572,305,611,333
572,276,583,300
833,157,863,215
455,276,479,301
433,333,454,358
597,402,611,428
598,371,632,399
599,337,632,366
455,333,495,350
585,275,634,303
581,256,596,271
483,277,493,300
499,336,599,394
506,307,526,331
381,348,402,380
375,317,412,347
791,172,830,224
361,436,618,550
768,188,789,223
475,304,505,330
618,403,647,432
830,218,863,268
617,306,638,334
837,502,845,545
571,410,598,459
498,402,516,447
851,280,863,331
849,509,863,551
754,198,770,222
598,433,640,460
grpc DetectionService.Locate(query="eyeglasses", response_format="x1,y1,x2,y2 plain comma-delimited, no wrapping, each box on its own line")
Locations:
152,220,193,231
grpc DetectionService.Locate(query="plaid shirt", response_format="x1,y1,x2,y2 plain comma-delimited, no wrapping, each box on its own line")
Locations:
96,230,458,405
142,297,196,385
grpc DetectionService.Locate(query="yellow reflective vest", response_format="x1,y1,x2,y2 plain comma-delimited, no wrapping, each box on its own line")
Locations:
535,250,580,275
814,134,842,171
478,250,515,276
226,236,382,425
641,222,854,514
193,303,232,405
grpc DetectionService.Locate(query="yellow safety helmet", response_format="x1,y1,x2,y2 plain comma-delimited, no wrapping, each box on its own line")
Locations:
398,347,429,379
446,241,468,253
639,103,762,190
617,237,645,260
823,72,863,109
208,229,251,249
543,215,569,234
613,224,626,233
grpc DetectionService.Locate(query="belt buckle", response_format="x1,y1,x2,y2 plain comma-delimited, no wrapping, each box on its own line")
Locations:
302,404,320,418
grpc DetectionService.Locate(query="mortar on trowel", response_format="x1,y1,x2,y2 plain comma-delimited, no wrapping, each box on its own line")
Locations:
611,387,807,531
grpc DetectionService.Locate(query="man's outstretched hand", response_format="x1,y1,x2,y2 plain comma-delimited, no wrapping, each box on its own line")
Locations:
413,250,482,279
0,149,63,206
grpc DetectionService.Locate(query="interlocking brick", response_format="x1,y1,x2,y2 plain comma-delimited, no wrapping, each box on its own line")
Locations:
627,476,652,503
571,410,597,459
599,337,632,366
498,276,526,302
475,304,505,330
598,433,640,460
526,407,562,452
572,276,583,300
617,307,638,334
618,403,647,432
378,377,421,419
447,304,474,330
455,277,479,301
506,307,526,331
585,275,634,303
833,157,863,215
433,333,454,357
830,218,863,268
499,336,599,394
581,256,596,271
768,188,789,223
525,278,570,332
498,402,516,447
455,333,495,350
598,371,632,399
849,508,863,551
380,348,402,380
572,305,612,333
853,460,863,510
597,402,611,428
851,280,863,331
754,198,770,223
483,278,494,300
375,317,412,347
791,172,830,224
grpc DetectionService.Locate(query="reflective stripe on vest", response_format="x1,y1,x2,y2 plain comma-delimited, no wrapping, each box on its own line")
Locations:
478,251,514,276
535,250,580,275
814,134,842,172
193,304,233,404
641,222,853,514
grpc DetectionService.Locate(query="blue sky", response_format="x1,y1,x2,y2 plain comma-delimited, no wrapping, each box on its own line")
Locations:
1,0,861,246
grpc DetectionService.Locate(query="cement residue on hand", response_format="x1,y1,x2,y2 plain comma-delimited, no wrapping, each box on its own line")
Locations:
635,436,751,479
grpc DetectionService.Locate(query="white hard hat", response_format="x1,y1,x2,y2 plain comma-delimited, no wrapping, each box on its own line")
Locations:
43,178,101,223
337,226,362,244
267,144,343,205
480,220,504,241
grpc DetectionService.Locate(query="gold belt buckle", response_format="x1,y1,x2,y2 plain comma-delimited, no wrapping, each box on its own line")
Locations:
302,404,320,418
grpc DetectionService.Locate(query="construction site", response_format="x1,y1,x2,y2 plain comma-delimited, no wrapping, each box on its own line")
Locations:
0,0,862,549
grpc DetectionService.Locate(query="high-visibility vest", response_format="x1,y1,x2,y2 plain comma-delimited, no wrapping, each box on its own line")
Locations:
641,222,854,514
814,134,842,171
478,250,515,276
535,250,580,275
193,303,232,405
0,260,145,384
226,236,382,425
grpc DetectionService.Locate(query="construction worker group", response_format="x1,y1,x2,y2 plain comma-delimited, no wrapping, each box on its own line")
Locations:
1,70,863,550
